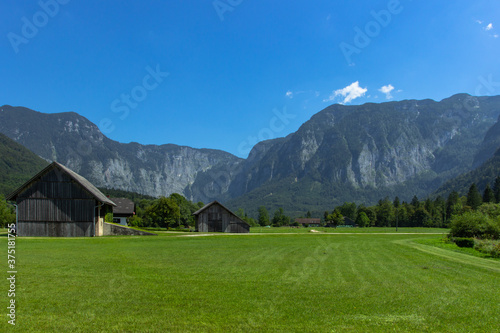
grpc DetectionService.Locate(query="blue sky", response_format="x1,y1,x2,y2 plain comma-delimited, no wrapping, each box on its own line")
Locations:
1,0,499,158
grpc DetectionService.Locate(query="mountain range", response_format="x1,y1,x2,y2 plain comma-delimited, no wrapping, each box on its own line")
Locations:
2,93,500,216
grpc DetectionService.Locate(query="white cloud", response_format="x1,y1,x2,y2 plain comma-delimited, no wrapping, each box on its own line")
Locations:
379,84,395,99
286,91,293,99
476,20,483,24
324,81,368,104
485,23,493,31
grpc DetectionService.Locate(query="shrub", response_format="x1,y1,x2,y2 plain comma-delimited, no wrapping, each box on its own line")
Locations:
449,212,500,239
478,203,500,219
483,217,500,239
453,237,475,248
105,212,114,223
128,215,143,227
474,239,500,258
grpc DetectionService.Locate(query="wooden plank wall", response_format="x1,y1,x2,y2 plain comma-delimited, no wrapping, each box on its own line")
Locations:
196,203,250,233
16,169,96,237
17,221,93,237
18,199,94,222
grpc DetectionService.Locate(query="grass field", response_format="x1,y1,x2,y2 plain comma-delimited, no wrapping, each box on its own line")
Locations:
1,231,499,332
249,227,450,234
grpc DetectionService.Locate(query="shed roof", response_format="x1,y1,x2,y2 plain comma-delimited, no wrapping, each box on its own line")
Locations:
7,161,116,206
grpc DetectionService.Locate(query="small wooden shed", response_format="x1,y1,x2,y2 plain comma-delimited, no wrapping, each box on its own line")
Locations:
193,201,250,233
7,161,116,237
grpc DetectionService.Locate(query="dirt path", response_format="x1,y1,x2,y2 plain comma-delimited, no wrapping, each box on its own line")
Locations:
169,232,446,237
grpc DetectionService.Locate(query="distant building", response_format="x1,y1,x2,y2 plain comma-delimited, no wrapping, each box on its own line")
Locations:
7,161,116,237
193,201,250,233
343,217,357,227
295,218,322,227
110,198,135,225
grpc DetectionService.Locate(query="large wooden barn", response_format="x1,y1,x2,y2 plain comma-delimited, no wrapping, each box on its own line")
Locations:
193,201,250,233
7,161,116,237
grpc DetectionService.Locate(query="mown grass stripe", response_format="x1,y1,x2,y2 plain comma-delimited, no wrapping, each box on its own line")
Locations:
395,238,500,273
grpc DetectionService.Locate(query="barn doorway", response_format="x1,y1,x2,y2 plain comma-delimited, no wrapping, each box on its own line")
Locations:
208,213,223,232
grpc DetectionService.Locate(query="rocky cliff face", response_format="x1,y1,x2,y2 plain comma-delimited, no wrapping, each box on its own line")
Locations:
226,94,500,212
2,94,500,210
0,106,242,198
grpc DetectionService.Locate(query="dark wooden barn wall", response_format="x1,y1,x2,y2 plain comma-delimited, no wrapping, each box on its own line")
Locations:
18,199,95,222
17,221,93,237
196,204,249,233
16,169,96,237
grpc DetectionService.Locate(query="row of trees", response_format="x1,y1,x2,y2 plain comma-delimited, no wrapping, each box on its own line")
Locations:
253,179,500,228
128,193,204,228
2,177,500,229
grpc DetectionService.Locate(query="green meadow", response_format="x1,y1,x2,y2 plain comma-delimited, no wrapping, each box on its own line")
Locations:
1,231,499,332
249,227,450,234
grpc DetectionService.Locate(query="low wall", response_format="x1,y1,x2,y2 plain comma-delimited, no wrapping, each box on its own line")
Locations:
103,223,157,236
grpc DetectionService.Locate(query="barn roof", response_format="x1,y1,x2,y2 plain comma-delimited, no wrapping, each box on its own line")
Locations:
111,198,135,215
193,200,250,225
295,218,321,224
6,161,116,206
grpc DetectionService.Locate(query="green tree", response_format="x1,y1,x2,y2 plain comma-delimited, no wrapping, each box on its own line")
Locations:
0,196,16,227
127,215,143,227
376,197,393,227
398,204,409,227
357,206,376,227
236,208,245,219
323,211,329,223
272,208,290,227
355,211,370,228
446,191,462,220
145,196,181,228
466,183,482,210
434,196,446,227
337,202,357,220
393,197,400,230
169,193,198,227
410,207,431,227
410,195,420,209
236,208,258,227
483,184,495,203
258,206,270,226
327,210,344,228
493,176,500,203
